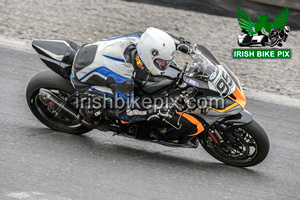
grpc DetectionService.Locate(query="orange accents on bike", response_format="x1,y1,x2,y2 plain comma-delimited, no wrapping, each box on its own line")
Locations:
205,85,247,113
229,85,247,109
120,120,130,124
206,103,239,113
177,112,205,136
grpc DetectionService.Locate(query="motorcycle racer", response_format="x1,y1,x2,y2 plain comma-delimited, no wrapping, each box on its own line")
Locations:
71,27,194,122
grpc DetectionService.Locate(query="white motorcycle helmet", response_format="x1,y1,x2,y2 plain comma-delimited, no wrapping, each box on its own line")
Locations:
136,27,176,75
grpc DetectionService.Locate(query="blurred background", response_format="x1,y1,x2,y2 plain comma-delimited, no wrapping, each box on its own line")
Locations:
125,0,300,29
0,0,299,99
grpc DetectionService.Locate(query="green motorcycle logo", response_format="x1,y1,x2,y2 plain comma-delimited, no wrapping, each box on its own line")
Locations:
237,7,290,47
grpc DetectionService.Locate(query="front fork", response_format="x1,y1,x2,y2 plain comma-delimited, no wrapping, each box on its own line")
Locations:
208,129,223,144
207,125,236,149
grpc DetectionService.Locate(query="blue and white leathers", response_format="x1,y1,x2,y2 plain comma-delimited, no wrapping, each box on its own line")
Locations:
71,33,150,122
74,34,140,99
71,30,184,122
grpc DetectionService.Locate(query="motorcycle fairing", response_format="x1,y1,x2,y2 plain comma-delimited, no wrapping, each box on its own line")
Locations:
184,50,236,98
141,77,176,94
191,84,246,122
183,49,247,123
207,64,236,98
228,86,247,109
194,45,221,65
155,112,207,142
32,39,80,79
176,112,205,136
135,64,179,95
193,105,243,125
217,109,253,126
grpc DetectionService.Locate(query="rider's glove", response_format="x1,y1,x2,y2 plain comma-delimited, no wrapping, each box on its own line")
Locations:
177,37,192,54
177,38,199,55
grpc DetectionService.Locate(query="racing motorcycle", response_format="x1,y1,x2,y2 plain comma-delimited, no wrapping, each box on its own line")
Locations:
269,26,290,47
26,38,269,167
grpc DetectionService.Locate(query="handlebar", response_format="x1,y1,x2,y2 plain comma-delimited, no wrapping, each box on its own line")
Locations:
176,62,188,86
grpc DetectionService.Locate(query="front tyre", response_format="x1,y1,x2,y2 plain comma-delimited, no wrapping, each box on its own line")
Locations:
26,70,92,135
199,120,269,167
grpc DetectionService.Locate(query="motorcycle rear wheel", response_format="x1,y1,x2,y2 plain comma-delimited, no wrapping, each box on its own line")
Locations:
199,119,269,167
270,37,279,47
26,70,92,135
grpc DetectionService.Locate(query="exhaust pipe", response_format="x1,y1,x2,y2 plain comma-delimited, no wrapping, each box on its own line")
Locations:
38,88,80,122
38,88,94,129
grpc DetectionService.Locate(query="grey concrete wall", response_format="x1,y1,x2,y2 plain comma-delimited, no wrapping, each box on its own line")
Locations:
249,0,300,10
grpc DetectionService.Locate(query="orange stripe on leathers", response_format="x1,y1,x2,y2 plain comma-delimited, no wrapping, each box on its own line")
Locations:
177,112,205,136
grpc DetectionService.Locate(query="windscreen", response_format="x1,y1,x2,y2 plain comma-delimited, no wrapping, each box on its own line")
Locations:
185,49,236,97
186,50,219,82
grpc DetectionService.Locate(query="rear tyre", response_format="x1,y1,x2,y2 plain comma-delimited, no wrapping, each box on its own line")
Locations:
26,70,92,134
199,120,269,167
270,37,279,47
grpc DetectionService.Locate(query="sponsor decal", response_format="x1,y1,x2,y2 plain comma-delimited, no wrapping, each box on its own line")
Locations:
48,102,55,109
209,72,217,81
186,78,199,86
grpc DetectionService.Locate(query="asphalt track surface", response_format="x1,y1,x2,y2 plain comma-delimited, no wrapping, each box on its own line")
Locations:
0,46,299,200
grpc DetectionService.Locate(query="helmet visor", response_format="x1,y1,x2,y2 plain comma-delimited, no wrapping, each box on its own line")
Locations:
154,58,172,71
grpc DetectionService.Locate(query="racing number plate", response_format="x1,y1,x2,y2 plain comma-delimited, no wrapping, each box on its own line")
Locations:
209,65,235,97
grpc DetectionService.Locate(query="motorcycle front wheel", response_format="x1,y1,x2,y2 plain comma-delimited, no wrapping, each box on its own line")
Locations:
199,119,269,167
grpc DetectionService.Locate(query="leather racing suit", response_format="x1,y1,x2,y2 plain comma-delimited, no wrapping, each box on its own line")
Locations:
71,30,191,122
